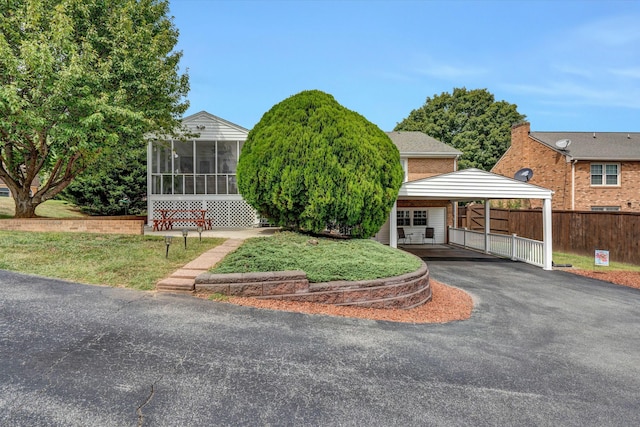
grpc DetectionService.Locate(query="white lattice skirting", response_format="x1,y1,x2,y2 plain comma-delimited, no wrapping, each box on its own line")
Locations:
150,199,257,228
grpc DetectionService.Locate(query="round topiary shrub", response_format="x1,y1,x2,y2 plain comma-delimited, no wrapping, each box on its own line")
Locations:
237,90,403,238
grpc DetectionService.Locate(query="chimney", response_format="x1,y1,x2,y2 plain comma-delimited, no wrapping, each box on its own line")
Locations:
510,121,531,165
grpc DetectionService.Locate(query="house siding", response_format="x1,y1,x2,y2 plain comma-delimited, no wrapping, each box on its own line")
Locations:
185,113,249,141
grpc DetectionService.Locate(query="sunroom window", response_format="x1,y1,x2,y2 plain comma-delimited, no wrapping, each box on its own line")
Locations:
151,140,243,195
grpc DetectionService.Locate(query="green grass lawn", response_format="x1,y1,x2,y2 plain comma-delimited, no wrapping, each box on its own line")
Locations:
0,231,225,290
211,231,423,282
0,197,85,219
553,252,640,272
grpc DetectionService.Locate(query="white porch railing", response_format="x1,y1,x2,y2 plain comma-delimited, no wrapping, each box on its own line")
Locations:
448,227,544,268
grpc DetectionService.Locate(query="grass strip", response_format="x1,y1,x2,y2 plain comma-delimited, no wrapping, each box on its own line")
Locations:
0,198,86,219
553,251,640,272
0,231,224,290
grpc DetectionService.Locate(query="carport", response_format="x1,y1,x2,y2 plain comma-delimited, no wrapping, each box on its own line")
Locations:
389,168,554,270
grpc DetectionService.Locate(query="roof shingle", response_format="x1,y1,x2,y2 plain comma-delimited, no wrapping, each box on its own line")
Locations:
530,132,640,160
385,131,461,157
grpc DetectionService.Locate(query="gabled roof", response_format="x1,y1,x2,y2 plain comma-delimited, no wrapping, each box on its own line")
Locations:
399,168,553,200
386,131,461,158
147,111,249,141
531,131,640,161
182,111,249,133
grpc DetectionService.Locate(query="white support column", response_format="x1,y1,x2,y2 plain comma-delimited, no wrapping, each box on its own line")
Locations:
452,201,458,228
484,200,490,253
390,201,398,248
542,197,553,270
451,201,458,245
146,140,153,227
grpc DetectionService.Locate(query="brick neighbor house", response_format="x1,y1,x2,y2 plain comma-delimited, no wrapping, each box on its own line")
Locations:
492,122,640,211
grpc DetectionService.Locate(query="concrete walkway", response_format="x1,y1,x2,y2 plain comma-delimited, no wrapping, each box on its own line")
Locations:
150,227,280,293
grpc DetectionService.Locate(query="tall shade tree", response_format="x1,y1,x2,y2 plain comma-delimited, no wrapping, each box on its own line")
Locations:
395,88,526,170
0,0,189,217
237,90,404,239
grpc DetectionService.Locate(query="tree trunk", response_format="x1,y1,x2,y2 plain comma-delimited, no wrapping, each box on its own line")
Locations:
13,195,39,218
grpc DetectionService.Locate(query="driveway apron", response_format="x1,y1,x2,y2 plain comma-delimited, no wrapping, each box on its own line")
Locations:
1,252,639,426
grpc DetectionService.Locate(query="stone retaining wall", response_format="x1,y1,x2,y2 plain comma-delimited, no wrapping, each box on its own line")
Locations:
0,217,146,235
195,259,431,309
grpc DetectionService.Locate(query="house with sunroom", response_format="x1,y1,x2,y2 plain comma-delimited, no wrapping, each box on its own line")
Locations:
146,112,463,236
147,112,557,268
492,122,640,211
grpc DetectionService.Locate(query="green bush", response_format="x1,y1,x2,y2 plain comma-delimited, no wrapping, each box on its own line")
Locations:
61,145,147,216
237,90,403,238
212,231,422,283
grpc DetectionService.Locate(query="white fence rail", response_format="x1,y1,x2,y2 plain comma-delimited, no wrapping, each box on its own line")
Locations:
448,227,544,268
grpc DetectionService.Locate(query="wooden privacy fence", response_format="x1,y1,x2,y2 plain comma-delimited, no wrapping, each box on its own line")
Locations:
460,205,640,265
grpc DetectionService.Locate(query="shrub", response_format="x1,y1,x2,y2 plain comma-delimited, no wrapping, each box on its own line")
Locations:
237,90,403,238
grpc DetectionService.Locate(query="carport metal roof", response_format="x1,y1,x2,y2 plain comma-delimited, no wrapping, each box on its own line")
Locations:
390,168,554,270
398,168,553,200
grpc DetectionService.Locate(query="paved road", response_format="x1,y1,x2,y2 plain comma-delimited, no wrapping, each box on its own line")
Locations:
1,257,639,426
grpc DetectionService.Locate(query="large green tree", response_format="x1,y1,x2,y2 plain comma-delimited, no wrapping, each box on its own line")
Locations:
395,88,526,170
237,90,404,238
0,0,189,217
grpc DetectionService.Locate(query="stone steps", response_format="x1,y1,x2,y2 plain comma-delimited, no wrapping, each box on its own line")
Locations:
155,238,243,294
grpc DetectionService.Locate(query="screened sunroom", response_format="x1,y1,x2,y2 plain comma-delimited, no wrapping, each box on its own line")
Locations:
146,111,258,228
150,139,242,196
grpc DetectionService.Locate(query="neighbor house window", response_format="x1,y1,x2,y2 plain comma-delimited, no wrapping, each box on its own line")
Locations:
0,188,9,197
591,206,620,211
591,163,619,186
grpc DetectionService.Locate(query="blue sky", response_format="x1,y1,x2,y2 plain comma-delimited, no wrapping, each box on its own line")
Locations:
169,0,640,133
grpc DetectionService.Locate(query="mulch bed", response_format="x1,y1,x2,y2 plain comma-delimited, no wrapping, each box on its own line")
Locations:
567,269,640,290
197,280,473,324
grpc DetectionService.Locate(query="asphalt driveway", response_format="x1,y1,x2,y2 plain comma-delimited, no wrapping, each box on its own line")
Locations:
1,254,639,426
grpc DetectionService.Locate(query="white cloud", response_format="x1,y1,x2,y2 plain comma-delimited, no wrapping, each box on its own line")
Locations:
402,53,489,80
414,63,489,80
554,65,594,79
503,81,640,109
608,68,640,79
575,15,640,47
